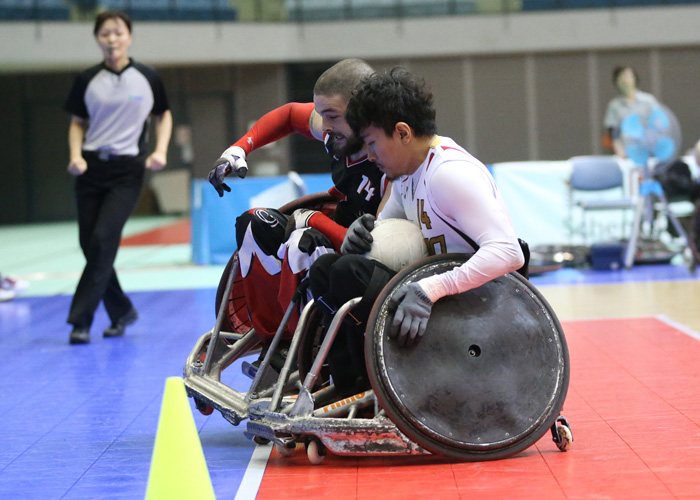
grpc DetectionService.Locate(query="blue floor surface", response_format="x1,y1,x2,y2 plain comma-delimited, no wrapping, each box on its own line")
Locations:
0,289,255,500
530,262,698,286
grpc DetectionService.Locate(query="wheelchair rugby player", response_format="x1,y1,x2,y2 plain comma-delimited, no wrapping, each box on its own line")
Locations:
183,66,573,464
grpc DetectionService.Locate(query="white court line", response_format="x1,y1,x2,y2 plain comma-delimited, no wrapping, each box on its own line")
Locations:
234,444,273,500
656,314,700,342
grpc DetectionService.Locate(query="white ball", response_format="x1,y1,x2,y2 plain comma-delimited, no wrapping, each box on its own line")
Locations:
364,218,429,272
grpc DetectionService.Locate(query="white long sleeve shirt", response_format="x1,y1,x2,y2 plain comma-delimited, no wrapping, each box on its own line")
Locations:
377,136,524,302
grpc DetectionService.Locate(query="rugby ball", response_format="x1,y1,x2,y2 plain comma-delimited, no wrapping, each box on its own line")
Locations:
364,218,428,272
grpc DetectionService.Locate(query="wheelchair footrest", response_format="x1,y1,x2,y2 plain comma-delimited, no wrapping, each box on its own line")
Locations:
245,411,430,456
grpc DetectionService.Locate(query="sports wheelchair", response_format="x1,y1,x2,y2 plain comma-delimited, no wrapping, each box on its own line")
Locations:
183,193,573,464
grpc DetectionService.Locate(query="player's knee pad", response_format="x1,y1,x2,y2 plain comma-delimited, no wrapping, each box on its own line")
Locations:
311,255,387,322
327,255,377,296
235,208,287,256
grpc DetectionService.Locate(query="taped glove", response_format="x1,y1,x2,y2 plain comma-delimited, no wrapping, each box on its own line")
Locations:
389,282,433,348
341,214,375,254
284,208,319,240
208,146,248,197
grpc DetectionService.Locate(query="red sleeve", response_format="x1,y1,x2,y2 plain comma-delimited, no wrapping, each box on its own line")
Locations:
307,212,347,252
327,186,346,201
232,102,316,155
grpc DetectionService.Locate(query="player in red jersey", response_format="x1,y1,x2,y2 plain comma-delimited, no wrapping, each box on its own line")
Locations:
208,59,390,350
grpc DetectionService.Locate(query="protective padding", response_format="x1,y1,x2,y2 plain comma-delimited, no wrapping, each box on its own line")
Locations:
365,254,569,461
215,192,338,333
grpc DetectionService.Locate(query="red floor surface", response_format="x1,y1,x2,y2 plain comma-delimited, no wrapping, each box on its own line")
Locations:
255,317,700,499
121,218,190,246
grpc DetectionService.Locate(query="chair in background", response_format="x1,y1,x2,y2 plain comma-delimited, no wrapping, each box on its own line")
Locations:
568,155,637,247
620,104,691,269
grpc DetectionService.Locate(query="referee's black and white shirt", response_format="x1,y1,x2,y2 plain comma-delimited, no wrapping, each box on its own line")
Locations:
64,58,170,158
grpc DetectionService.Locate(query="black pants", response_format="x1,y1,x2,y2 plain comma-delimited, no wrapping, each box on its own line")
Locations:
67,154,144,328
308,254,395,396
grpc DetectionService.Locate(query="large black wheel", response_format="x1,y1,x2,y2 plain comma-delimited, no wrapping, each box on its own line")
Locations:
365,254,569,461
295,307,332,391
278,192,337,216
214,250,250,334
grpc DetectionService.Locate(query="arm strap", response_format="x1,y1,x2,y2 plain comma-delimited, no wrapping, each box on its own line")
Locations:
232,102,316,155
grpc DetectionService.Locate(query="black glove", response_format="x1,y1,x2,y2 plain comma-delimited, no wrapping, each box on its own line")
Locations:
208,146,248,197
388,282,433,348
341,214,375,254
208,159,232,197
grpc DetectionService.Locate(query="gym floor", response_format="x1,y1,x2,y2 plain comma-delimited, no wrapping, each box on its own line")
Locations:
2,216,700,499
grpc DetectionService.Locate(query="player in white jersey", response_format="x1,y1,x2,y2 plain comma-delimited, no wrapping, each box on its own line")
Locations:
309,67,527,382
372,135,524,302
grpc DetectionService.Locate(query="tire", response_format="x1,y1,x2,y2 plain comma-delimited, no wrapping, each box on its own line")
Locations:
295,307,331,391
365,253,570,461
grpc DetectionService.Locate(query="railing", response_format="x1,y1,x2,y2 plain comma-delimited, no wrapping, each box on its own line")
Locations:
0,0,698,23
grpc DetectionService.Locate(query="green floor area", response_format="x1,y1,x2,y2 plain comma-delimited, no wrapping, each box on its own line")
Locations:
1,216,226,297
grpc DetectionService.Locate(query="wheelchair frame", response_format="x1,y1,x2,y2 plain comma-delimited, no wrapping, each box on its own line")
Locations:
183,253,431,460
183,195,574,464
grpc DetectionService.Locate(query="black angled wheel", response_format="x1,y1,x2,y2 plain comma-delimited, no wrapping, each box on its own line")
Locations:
296,307,332,391
214,192,338,333
365,253,569,461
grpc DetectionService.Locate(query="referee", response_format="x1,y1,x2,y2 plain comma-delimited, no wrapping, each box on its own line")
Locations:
64,10,172,344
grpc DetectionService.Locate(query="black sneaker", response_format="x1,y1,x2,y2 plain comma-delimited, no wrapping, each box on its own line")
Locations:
69,326,90,344
104,308,139,338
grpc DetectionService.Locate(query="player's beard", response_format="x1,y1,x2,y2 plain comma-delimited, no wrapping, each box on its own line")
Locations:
332,134,364,158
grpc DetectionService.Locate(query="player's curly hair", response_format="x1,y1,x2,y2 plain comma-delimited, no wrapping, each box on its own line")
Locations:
346,67,437,138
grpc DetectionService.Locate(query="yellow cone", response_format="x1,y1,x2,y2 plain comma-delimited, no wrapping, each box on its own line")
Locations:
145,377,216,500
